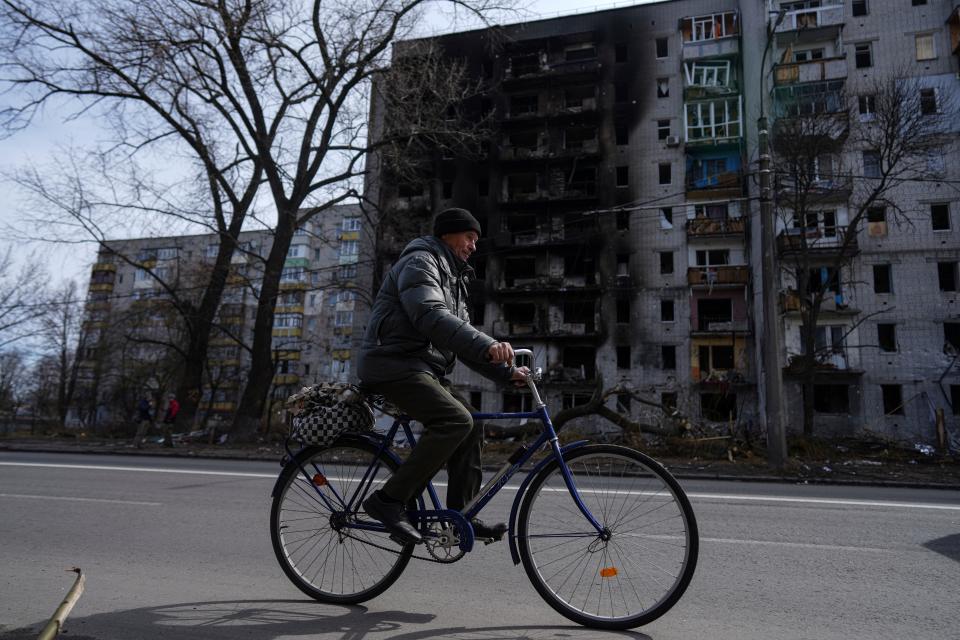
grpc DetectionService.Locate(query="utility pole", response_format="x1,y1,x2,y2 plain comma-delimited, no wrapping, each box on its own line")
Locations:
759,9,788,469
758,116,787,469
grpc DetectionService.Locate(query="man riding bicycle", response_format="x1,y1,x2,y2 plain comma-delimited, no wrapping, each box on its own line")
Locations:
358,207,529,545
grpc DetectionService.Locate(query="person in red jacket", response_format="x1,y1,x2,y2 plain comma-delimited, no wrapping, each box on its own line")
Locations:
161,394,180,448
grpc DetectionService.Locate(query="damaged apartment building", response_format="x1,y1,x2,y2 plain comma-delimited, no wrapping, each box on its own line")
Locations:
365,0,960,442
366,1,761,432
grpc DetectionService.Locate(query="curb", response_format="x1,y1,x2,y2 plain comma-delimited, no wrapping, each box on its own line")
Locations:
2,441,959,490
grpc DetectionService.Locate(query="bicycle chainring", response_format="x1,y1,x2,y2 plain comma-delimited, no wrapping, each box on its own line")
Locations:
423,523,465,563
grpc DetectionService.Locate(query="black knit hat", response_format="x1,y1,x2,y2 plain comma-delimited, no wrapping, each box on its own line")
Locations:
433,208,482,237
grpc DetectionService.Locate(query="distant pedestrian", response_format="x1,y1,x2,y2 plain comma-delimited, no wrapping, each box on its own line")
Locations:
161,394,180,448
133,396,154,448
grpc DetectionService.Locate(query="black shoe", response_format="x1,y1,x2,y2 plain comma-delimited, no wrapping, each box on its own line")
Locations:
362,491,422,545
471,518,507,543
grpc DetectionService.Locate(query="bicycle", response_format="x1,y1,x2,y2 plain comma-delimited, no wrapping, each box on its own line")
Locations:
270,349,699,630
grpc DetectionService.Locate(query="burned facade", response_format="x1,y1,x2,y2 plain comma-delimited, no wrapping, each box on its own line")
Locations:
366,1,760,431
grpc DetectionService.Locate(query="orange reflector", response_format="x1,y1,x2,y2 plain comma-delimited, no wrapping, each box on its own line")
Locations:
312,473,327,487
600,567,618,578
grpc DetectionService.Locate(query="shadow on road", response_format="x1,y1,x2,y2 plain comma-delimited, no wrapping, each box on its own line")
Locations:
0,599,652,640
923,533,960,563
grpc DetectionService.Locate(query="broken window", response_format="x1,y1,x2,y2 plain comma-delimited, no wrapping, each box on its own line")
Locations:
617,345,631,369
697,298,733,330
564,126,597,150
931,203,951,231
616,210,631,230
563,300,594,331
510,94,539,116
562,393,592,409
506,173,538,196
662,345,677,369
938,262,958,292
506,214,537,233
700,392,737,421
563,255,596,284
806,267,841,296
881,384,904,415
510,53,541,76
812,384,850,413
655,37,668,58
945,323,960,350
616,298,631,323
699,344,735,371
873,264,892,294
508,130,539,150
564,85,595,109
504,257,536,286
504,303,536,323
685,97,741,141
562,346,597,380
616,254,630,276
661,299,675,322
695,249,730,266
565,44,596,61
657,119,671,140
659,251,674,274
657,78,669,98
616,166,629,187
877,323,897,352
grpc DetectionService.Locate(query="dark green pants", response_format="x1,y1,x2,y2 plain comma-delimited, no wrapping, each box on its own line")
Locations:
367,372,482,510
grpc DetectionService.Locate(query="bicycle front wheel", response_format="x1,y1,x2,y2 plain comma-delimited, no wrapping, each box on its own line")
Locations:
517,444,698,629
270,437,413,604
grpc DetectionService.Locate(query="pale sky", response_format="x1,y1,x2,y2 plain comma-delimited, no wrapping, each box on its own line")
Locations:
0,0,652,286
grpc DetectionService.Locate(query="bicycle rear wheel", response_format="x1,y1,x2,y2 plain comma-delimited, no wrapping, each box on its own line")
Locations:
270,437,413,604
517,444,698,629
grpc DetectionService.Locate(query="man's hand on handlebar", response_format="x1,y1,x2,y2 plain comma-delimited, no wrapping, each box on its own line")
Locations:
510,366,531,387
488,341,515,365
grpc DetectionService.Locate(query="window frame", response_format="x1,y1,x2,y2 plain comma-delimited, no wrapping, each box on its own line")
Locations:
854,42,873,69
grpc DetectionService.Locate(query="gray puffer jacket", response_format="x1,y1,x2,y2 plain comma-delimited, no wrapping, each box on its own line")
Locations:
357,236,514,386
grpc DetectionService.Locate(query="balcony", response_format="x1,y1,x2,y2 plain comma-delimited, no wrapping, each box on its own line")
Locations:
774,4,844,44
686,216,746,238
492,320,601,341
687,265,750,287
92,262,116,273
492,275,600,295
784,353,864,378
774,56,847,86
503,57,602,85
771,110,849,148
692,316,750,334
777,226,859,257
776,174,852,203
780,289,860,316
272,327,302,338
89,283,115,293
278,280,307,291
685,170,744,200
680,12,740,61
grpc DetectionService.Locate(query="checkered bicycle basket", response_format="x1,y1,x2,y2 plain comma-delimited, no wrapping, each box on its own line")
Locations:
284,382,374,447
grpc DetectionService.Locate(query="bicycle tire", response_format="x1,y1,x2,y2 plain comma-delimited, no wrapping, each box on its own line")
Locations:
517,444,698,629
270,436,414,604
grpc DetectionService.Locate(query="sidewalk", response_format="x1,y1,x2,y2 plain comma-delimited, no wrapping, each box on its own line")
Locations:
2,436,958,489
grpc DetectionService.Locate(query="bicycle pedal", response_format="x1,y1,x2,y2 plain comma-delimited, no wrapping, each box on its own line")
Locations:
476,533,505,545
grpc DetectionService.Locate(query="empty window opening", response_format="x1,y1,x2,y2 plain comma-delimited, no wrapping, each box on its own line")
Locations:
697,298,733,330
504,257,536,286
812,384,850,413
510,94,538,116
565,44,596,61
939,262,958,292
662,345,677,369
616,166,629,187
877,323,897,352
565,85,595,109
617,298,631,323
931,203,950,231
617,345,631,369
563,301,595,331
881,384,904,416
700,392,737,421
564,126,597,150
656,37,669,58
945,323,960,351
661,299,675,322
699,344,735,372
659,251,674,274
563,347,597,380
695,249,730,266
873,264,892,294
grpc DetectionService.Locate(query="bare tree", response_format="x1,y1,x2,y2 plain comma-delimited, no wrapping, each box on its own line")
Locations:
771,75,948,436
37,280,84,428
0,246,47,349
1,0,514,440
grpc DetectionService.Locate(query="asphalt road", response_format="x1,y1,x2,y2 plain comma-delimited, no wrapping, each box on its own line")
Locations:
1,451,958,640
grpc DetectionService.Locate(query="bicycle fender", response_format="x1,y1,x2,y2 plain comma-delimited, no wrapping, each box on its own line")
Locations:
507,440,590,565
270,433,402,498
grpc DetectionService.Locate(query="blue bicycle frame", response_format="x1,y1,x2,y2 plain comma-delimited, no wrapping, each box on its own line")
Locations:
279,352,607,563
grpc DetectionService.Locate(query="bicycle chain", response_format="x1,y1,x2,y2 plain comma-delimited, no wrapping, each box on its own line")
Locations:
336,527,459,564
